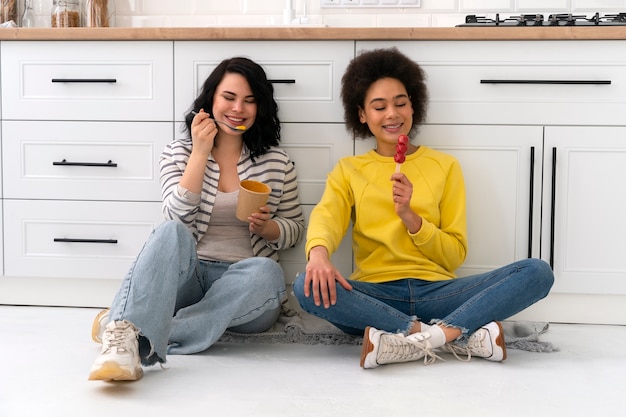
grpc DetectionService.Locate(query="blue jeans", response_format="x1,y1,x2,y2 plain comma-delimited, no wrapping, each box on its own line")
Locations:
293,258,554,340
109,220,286,365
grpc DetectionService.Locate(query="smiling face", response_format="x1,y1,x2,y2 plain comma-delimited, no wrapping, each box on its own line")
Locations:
358,77,414,156
212,72,257,133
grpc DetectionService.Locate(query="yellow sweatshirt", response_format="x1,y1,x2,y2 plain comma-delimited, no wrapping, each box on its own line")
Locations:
306,146,468,283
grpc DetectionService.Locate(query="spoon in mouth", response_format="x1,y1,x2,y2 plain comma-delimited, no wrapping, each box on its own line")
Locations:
191,111,247,131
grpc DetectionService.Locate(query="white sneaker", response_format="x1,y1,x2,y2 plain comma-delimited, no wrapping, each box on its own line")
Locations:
88,320,143,381
91,308,110,344
442,321,507,362
360,326,443,369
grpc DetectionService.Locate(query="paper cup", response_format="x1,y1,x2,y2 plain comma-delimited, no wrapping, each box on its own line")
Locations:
236,180,271,222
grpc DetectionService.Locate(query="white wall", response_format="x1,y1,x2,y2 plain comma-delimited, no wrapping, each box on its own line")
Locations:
22,0,626,28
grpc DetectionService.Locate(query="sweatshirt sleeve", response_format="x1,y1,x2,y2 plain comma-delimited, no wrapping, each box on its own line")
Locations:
408,157,468,273
305,160,353,259
159,140,202,232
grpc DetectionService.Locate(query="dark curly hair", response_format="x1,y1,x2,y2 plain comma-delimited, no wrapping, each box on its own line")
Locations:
341,47,428,139
183,57,281,160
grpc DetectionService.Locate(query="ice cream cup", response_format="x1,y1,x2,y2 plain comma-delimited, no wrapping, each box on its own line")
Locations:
236,180,271,222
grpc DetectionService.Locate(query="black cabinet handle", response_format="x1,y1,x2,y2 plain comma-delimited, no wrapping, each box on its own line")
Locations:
528,146,535,259
268,79,296,84
54,238,118,244
549,147,557,269
481,79,611,85
51,78,117,83
53,159,118,167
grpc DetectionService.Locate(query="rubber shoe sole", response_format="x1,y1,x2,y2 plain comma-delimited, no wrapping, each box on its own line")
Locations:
88,361,143,381
91,308,110,344
360,326,381,369
487,321,507,362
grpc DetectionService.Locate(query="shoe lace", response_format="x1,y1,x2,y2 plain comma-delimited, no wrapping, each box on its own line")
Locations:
442,343,472,362
443,328,493,361
465,330,491,357
381,334,444,365
103,322,136,353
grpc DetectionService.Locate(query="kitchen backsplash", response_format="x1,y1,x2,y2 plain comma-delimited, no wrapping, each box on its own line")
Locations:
17,0,626,28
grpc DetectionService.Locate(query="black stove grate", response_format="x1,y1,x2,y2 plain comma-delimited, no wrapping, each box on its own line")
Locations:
457,12,626,27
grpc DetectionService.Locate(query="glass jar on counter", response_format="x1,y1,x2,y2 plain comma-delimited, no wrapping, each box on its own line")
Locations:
83,0,115,27
21,0,35,27
1,0,18,25
51,0,80,27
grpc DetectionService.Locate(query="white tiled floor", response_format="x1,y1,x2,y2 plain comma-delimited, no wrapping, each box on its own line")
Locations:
1,305,625,417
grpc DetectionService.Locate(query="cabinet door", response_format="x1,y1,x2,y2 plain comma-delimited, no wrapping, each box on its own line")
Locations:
422,125,543,276
279,123,354,205
543,126,626,295
356,125,543,277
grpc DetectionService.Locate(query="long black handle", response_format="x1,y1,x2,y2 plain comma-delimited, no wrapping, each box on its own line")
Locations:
549,147,557,269
528,146,535,259
481,79,611,85
268,79,296,84
53,159,118,167
51,78,117,83
54,238,118,244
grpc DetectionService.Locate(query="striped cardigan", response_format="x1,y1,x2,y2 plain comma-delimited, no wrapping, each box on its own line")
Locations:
159,138,305,261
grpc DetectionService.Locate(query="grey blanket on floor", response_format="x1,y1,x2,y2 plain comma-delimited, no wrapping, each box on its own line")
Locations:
218,309,559,352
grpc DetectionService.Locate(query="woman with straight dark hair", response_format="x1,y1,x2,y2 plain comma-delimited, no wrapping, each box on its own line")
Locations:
88,57,305,382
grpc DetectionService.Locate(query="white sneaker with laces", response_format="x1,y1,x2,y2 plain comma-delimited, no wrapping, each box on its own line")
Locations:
360,326,443,369
442,321,507,362
88,320,143,381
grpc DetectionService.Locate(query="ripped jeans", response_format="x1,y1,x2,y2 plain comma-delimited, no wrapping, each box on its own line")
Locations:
109,220,286,365
293,258,554,340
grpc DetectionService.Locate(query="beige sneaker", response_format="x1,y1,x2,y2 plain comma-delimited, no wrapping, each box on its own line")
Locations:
442,321,507,362
88,320,143,381
91,308,110,343
360,326,442,369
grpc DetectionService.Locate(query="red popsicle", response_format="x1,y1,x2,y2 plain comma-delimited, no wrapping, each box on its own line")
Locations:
395,135,409,172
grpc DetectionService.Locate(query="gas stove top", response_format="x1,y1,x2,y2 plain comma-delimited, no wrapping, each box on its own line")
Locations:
456,12,626,27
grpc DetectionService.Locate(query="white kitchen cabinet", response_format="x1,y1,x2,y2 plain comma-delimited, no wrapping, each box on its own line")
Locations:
515,125,626,324
419,125,544,276
1,36,624,324
543,126,626,295
0,41,174,307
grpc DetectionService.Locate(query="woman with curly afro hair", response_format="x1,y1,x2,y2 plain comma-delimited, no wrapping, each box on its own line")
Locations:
293,47,554,369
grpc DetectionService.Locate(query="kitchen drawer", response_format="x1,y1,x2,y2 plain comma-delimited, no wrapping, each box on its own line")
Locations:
358,40,626,126
1,41,173,121
2,121,172,201
174,41,353,123
3,200,164,279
